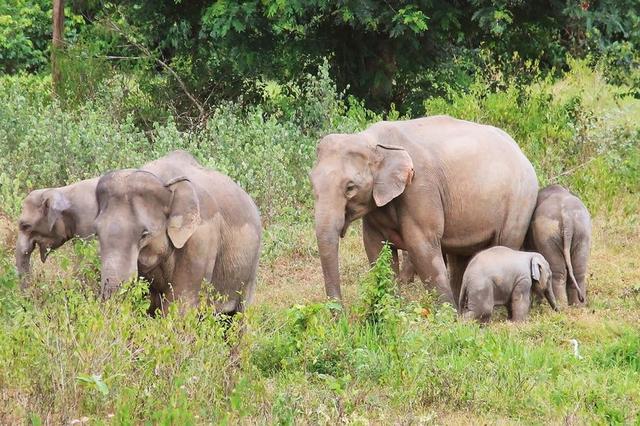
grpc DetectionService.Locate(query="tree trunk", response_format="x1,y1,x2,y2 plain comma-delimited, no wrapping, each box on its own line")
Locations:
52,0,64,96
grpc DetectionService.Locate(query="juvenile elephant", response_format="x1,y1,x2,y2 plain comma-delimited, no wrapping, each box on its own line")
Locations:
95,154,261,315
458,246,558,322
528,184,590,306
310,115,538,305
15,177,99,286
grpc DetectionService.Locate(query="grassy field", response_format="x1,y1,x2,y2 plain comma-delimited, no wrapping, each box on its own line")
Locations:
1,210,639,424
0,62,639,424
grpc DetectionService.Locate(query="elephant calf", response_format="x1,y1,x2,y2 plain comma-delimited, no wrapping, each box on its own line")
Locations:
528,184,590,306
16,178,99,287
459,246,558,323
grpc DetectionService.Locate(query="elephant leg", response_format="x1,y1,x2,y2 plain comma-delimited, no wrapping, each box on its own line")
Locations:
548,253,568,307
448,255,471,308
363,217,383,264
148,287,163,317
567,242,589,306
401,217,452,304
408,246,452,305
391,247,400,276
465,280,493,323
510,279,532,322
397,248,442,284
163,252,208,315
398,251,415,284
506,303,513,320
363,217,400,275
465,306,492,323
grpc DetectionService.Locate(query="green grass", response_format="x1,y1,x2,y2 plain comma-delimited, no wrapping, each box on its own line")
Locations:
0,217,638,424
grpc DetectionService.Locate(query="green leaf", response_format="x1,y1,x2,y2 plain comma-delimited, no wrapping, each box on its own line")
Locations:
76,373,109,396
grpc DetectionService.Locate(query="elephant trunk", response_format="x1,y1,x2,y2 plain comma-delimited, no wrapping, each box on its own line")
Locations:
315,205,345,301
99,248,138,301
545,286,559,312
15,231,35,287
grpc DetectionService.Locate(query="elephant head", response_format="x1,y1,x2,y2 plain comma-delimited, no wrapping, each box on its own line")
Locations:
15,189,72,286
531,254,558,311
309,133,414,300
95,170,201,300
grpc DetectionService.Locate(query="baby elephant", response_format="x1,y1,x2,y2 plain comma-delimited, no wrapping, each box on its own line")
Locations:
528,184,590,306
459,246,558,323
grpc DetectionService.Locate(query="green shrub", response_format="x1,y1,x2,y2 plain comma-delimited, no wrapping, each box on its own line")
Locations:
0,63,372,224
424,59,640,215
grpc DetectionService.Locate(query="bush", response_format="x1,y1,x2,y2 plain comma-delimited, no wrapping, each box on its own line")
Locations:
424,59,640,215
0,63,365,223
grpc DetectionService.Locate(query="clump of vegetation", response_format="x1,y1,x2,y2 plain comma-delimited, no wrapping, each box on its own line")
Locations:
1,223,639,423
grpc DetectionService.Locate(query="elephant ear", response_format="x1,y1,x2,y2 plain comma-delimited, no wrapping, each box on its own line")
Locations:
42,190,71,232
165,177,201,249
530,256,542,282
372,144,414,207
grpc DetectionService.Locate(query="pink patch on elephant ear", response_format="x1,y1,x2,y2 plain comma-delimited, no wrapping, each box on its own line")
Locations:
167,214,199,249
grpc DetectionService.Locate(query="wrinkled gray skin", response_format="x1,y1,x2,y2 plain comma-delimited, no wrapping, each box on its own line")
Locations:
310,115,538,305
16,177,99,287
397,250,438,285
398,251,416,284
527,184,590,306
459,246,557,323
95,150,261,315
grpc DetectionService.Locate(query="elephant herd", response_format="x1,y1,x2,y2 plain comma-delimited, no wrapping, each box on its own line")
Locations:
17,151,261,315
15,115,591,321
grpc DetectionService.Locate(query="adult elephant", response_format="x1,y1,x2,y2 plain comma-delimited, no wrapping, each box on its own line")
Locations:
310,115,538,305
14,150,200,289
95,151,261,315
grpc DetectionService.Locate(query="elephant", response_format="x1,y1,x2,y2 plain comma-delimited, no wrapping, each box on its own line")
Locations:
14,150,201,288
15,177,99,287
95,151,261,315
458,246,558,322
527,184,590,306
310,115,538,305
398,250,416,284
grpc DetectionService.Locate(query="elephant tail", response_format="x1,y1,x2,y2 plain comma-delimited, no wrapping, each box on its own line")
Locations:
561,212,585,303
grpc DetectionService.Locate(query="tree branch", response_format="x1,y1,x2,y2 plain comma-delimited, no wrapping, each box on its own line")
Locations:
105,18,206,126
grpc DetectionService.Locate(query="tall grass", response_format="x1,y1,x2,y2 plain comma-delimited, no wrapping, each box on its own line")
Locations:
0,238,638,423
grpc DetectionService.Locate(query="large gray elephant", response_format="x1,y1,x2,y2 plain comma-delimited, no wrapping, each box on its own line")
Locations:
458,246,557,322
15,177,99,286
310,115,538,305
527,184,590,306
14,151,201,287
95,151,261,315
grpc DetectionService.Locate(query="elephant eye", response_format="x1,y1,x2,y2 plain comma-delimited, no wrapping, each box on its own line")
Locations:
141,229,150,238
345,182,357,194
19,221,31,232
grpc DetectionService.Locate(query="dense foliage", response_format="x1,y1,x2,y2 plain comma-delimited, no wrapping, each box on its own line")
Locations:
1,60,637,222
2,0,639,112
